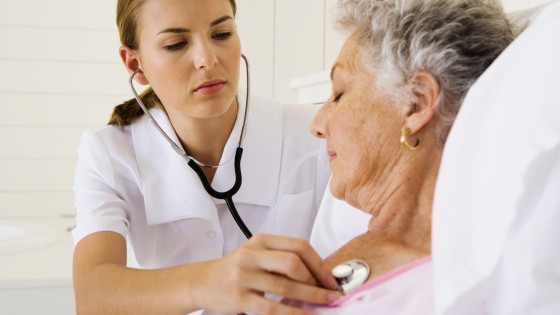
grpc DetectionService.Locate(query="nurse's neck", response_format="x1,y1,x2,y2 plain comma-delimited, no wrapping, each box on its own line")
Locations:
168,99,238,183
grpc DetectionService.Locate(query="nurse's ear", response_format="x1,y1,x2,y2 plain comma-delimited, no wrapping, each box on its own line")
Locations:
119,45,149,85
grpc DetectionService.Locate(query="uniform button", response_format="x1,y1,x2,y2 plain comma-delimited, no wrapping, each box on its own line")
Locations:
207,231,217,239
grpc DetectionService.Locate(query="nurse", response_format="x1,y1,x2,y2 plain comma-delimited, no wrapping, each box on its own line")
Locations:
71,0,339,314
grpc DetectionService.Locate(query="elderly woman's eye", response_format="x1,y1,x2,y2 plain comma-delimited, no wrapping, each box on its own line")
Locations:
332,93,343,103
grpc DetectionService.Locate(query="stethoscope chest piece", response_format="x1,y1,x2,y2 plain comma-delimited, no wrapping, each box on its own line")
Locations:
332,259,370,294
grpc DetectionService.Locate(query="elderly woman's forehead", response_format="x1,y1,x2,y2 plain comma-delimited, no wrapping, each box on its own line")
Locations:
344,31,366,52
335,34,367,74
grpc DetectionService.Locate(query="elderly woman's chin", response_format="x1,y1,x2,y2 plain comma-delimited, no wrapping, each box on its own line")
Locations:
328,176,344,196
329,179,360,210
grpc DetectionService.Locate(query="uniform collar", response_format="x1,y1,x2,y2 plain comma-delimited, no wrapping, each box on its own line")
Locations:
131,95,282,226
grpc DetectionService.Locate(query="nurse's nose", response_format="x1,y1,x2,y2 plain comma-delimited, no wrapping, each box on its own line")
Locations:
193,40,218,70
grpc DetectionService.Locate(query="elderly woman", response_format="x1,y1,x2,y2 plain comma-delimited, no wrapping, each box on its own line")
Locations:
299,0,515,313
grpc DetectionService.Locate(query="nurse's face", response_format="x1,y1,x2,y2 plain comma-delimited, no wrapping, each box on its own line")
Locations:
310,33,403,210
133,0,241,118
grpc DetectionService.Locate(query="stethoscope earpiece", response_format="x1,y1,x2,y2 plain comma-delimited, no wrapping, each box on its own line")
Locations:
332,259,370,294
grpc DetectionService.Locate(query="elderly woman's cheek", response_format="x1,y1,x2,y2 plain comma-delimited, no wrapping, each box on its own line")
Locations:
337,142,366,194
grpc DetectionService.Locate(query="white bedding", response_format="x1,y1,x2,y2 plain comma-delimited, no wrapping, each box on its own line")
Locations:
433,1,560,314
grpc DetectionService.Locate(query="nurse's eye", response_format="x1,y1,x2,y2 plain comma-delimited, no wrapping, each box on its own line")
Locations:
213,32,232,40
164,41,187,51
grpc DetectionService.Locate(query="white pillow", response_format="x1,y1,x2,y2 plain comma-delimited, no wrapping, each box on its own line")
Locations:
432,1,560,314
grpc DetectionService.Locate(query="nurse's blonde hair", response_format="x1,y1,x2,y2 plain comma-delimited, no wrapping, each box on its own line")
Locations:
109,0,238,126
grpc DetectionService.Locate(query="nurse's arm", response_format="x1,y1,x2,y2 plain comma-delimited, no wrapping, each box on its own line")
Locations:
73,231,204,314
73,231,340,315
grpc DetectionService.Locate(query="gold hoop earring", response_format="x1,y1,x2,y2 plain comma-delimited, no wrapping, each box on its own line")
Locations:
400,127,421,151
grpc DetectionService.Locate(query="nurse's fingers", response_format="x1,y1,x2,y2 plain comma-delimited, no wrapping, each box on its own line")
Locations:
245,270,341,306
243,248,318,285
248,234,338,290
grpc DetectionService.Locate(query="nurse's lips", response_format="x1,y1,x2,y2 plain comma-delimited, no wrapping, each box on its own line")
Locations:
327,150,336,161
194,79,226,95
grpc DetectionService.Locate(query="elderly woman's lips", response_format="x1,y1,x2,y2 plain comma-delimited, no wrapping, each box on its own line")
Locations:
328,151,336,161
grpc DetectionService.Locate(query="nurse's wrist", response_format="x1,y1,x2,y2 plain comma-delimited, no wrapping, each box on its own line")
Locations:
176,259,220,312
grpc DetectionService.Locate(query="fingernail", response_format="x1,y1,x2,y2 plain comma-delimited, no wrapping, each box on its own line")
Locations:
328,292,342,303
327,276,339,290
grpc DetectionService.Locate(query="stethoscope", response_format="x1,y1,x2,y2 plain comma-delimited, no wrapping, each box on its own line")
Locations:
129,54,371,303
128,54,253,239
332,259,370,294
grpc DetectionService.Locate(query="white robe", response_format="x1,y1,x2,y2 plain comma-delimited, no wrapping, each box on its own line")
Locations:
72,95,330,315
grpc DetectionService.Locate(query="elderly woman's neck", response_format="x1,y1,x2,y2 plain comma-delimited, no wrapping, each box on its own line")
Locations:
362,148,442,253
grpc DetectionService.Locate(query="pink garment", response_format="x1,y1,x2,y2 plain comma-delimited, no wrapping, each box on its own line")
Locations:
304,257,433,314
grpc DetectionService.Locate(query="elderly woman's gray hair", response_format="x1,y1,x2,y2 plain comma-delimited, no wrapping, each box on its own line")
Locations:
334,0,515,141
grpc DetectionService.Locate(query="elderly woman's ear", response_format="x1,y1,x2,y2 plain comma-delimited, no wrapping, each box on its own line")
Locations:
402,71,440,134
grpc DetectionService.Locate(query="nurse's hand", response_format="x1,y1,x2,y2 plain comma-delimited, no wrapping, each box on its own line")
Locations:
193,233,341,314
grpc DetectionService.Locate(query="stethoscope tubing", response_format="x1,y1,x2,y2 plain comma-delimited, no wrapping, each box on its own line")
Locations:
187,147,253,239
225,194,252,239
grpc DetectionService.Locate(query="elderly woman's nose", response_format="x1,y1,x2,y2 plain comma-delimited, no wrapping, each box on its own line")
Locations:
193,40,218,70
310,107,328,138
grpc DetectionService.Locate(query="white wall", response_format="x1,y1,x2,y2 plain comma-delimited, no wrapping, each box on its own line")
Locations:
0,0,553,218
236,0,332,102
502,0,553,11
0,0,126,218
